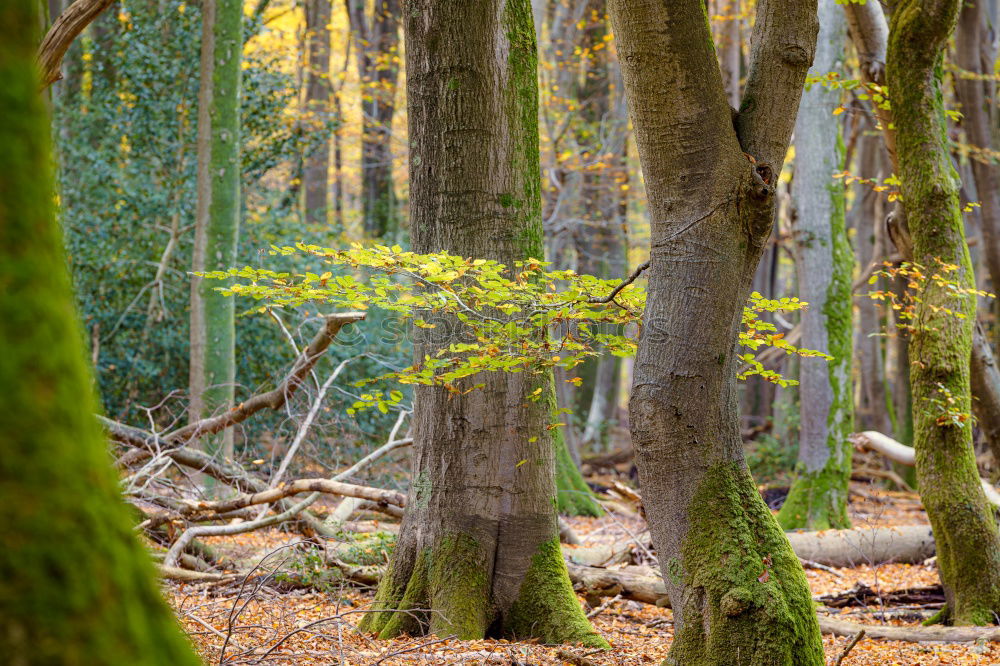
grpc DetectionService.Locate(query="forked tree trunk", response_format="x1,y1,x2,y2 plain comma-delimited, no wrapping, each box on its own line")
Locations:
0,3,200,661
303,0,332,227
359,0,605,646
189,0,242,458
887,0,1000,625
609,0,824,662
777,0,853,531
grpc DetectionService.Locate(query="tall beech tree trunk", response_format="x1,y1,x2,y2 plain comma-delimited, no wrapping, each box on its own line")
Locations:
0,4,199,661
359,0,605,646
777,0,853,531
609,0,824,661
303,0,332,227
189,0,242,458
888,0,1000,625
347,0,400,238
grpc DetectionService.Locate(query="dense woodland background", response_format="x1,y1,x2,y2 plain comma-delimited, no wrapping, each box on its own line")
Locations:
7,0,1000,662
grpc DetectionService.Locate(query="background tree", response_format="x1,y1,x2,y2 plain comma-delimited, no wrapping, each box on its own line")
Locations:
777,0,853,531
608,0,825,661
0,2,200,661
888,0,1000,625
347,0,401,238
359,0,606,645
189,0,243,457
303,0,333,227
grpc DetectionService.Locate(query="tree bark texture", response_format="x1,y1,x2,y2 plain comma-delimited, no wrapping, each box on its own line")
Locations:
888,0,1000,625
189,0,242,458
608,0,824,662
347,0,400,238
777,0,853,531
359,0,605,646
0,4,200,660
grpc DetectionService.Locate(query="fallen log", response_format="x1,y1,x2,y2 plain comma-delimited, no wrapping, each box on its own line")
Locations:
568,563,1000,643
786,525,936,568
818,615,1000,643
566,563,667,606
853,431,1000,506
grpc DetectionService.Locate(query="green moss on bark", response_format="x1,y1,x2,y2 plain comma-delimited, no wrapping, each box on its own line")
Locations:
778,149,853,532
374,549,431,638
889,0,1000,625
506,538,609,647
554,427,603,517
669,462,823,665
0,4,200,663
428,534,491,639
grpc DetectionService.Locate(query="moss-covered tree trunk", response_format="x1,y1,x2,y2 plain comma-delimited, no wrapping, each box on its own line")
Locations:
777,0,853,531
347,0,400,238
359,0,605,646
303,0,332,227
887,0,1000,626
0,4,200,662
609,0,825,661
189,0,242,459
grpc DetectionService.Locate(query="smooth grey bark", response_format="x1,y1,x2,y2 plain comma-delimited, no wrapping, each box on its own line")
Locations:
609,0,824,662
189,0,242,460
359,0,604,646
777,0,852,531
303,0,332,227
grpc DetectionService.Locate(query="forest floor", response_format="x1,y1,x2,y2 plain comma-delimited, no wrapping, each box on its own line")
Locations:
165,483,1000,665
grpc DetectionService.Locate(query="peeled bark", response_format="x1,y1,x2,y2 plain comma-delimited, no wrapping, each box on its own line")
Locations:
888,0,1000,625
0,5,199,660
189,0,242,459
777,0,853,531
609,0,824,662
359,1,604,647
303,0,332,227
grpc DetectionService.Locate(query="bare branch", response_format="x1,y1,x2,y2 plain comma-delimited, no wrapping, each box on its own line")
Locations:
38,0,116,87
164,312,365,445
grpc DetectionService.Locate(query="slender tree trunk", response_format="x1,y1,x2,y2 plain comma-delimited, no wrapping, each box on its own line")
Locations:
347,0,400,238
888,0,1000,625
303,0,332,227
359,0,605,646
956,0,1000,298
0,3,199,660
714,0,742,108
189,0,242,459
853,126,893,434
609,0,824,661
777,0,853,531
574,0,627,452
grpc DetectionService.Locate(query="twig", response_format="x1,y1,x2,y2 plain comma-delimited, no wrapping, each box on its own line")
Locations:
833,629,865,666
587,260,650,304
586,593,621,619
800,558,844,578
